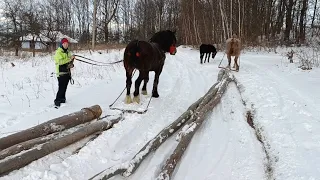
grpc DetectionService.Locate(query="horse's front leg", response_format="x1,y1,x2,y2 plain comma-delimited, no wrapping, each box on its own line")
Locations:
133,71,144,103
125,70,133,104
142,71,149,95
208,52,211,63
212,51,217,59
152,68,163,98
204,53,208,63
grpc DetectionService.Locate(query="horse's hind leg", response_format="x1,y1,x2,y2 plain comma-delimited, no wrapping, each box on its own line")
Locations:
125,70,133,104
208,52,211,63
200,53,204,64
142,72,149,95
234,56,239,70
133,71,145,103
226,54,231,68
232,57,236,68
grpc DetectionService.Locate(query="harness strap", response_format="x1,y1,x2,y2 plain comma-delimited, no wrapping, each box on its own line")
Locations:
74,55,123,65
75,58,123,66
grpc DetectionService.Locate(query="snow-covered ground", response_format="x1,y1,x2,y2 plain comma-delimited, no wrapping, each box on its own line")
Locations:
0,46,319,180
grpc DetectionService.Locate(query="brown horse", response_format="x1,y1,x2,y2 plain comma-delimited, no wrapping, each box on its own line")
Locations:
226,34,241,70
123,30,177,104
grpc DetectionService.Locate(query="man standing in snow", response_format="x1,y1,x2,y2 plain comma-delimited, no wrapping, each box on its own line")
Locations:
54,38,75,107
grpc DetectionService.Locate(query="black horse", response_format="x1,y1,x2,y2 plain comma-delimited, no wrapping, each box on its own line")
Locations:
123,30,177,104
200,44,217,64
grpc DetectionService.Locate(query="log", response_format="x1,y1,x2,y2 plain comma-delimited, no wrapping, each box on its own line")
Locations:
156,71,233,179
0,116,122,177
0,132,59,161
89,98,204,180
89,69,229,180
0,105,102,151
0,122,89,160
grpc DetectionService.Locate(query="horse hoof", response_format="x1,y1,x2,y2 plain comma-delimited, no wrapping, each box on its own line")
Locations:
133,96,140,104
142,90,148,95
125,95,132,104
152,92,159,98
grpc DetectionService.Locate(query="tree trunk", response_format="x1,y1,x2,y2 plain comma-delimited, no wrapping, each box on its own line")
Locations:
0,105,102,151
311,0,317,37
92,0,97,50
219,0,227,40
0,116,122,176
299,0,308,44
284,0,294,43
0,132,59,160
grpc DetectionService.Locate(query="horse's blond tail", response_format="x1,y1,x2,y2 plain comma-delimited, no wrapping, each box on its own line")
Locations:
230,38,235,54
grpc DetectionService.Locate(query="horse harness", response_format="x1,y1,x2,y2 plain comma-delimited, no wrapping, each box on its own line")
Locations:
150,42,166,64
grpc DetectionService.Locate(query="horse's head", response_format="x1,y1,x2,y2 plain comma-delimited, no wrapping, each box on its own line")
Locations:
150,30,177,55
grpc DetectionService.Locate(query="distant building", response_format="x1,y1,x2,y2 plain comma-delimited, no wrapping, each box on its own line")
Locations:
20,31,78,51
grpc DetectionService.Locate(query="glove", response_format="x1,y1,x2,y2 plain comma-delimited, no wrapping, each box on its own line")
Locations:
67,61,74,69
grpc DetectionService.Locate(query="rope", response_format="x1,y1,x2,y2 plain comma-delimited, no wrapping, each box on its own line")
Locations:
70,77,74,85
218,52,226,68
75,58,122,66
74,55,123,66
109,69,137,107
145,94,153,110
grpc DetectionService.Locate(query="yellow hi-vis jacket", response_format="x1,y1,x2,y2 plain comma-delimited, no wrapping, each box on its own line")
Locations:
54,47,72,77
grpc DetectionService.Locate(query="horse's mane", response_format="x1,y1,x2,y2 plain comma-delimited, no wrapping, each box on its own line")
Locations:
149,30,176,52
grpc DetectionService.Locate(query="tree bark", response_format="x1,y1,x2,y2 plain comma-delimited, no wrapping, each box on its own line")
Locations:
0,116,122,177
299,0,308,43
92,0,97,49
284,0,294,43
0,132,59,160
0,105,102,151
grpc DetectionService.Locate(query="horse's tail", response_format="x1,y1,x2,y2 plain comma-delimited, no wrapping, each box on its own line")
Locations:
230,38,235,54
128,40,141,66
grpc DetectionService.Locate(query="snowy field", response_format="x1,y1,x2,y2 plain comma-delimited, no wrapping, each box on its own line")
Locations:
0,46,319,180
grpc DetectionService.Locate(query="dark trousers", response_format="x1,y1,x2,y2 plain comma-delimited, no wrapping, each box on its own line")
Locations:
54,75,70,105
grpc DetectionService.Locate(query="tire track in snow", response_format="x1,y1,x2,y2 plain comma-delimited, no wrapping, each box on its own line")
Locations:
236,59,320,180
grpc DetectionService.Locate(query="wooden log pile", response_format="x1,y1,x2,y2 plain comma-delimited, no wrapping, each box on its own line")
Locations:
90,68,235,180
0,105,122,177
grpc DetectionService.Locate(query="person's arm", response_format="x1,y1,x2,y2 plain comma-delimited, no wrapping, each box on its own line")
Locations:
68,51,75,69
54,50,64,76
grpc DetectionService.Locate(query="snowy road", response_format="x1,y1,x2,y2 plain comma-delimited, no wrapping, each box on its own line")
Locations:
1,46,319,180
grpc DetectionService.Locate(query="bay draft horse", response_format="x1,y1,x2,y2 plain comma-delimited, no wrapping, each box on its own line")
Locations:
123,30,177,104
226,34,241,70
199,44,217,64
